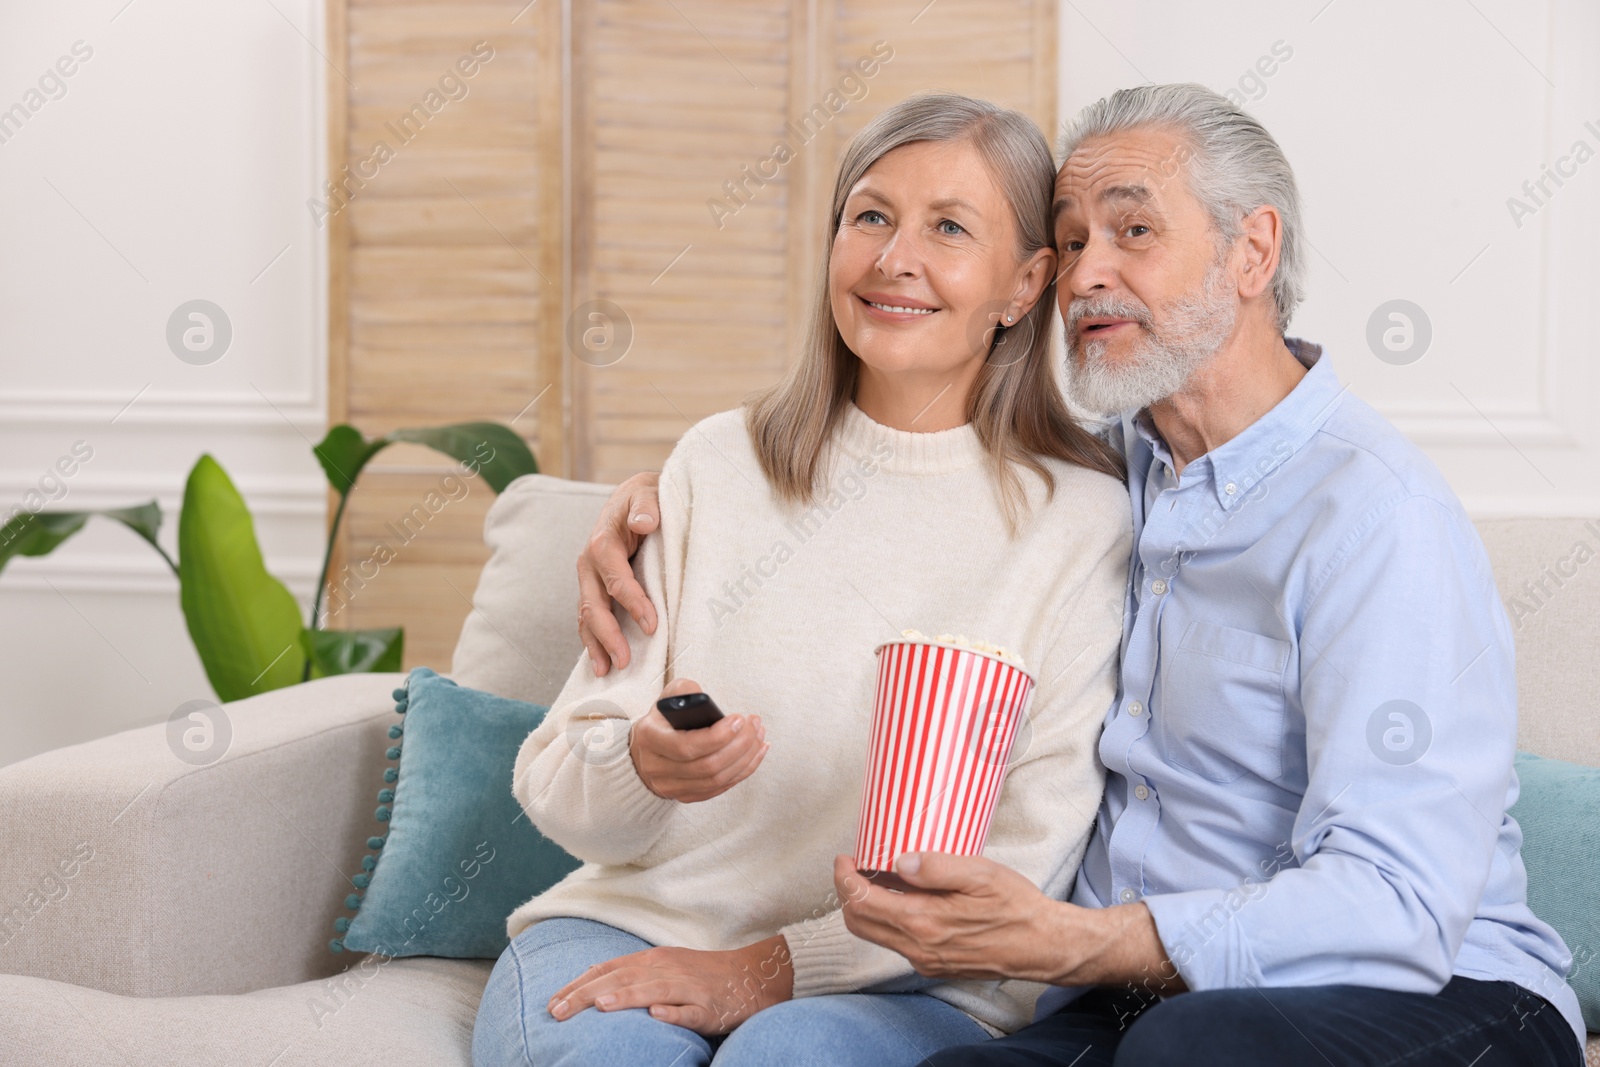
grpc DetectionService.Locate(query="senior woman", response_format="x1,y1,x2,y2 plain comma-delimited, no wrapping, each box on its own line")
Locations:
471,91,1133,1067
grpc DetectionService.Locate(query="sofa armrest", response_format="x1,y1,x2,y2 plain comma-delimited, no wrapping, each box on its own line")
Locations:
0,671,404,997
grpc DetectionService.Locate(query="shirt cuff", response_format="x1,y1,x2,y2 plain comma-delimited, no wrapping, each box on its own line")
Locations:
1142,889,1267,992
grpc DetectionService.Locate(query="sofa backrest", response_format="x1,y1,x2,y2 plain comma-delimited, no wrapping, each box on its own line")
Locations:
1477,518,1600,765
450,475,611,707
452,475,1597,765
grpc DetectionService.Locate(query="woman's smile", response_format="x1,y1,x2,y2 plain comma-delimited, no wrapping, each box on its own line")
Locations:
857,292,941,321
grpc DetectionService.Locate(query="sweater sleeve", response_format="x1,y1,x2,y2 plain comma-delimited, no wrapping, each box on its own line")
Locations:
779,497,1128,1002
780,902,933,1000
510,460,690,867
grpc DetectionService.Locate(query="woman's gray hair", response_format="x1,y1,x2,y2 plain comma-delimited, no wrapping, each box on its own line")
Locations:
1058,83,1305,333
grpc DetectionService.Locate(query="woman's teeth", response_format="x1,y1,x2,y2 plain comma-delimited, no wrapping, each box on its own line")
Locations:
867,301,935,315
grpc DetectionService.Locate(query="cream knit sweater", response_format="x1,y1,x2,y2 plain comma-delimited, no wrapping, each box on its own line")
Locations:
508,403,1132,1035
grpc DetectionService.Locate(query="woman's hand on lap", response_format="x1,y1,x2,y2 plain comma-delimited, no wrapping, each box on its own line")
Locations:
630,678,768,802
547,935,794,1036
578,472,663,675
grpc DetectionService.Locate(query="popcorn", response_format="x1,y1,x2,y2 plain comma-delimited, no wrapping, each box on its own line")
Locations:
899,628,1026,671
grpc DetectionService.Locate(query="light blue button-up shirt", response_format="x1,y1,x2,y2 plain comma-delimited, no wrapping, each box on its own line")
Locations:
1039,339,1585,1050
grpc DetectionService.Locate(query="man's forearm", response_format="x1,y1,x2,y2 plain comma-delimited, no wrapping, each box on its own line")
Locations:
833,853,1190,993
1045,901,1188,993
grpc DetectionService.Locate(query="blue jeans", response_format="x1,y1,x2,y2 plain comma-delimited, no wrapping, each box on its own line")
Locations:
918,977,1583,1066
472,917,991,1067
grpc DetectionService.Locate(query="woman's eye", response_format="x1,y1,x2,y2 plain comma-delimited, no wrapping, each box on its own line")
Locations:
938,219,965,236
1061,239,1085,252
856,209,887,225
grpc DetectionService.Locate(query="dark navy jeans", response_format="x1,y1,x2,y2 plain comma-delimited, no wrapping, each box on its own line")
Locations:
919,976,1582,1067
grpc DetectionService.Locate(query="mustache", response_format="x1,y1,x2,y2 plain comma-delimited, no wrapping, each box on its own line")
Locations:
1065,293,1155,338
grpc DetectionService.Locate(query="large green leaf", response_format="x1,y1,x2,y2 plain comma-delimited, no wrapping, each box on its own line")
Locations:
179,455,307,701
311,421,538,500
313,425,389,496
300,626,404,678
1,512,87,572
384,422,538,493
0,503,167,575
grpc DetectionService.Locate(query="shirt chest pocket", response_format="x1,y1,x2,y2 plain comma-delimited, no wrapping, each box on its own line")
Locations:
1157,620,1292,784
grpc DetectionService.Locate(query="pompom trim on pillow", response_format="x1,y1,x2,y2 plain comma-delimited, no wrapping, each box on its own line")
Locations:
329,674,411,953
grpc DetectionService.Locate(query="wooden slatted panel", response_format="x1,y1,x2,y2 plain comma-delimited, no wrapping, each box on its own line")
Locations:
832,0,1056,145
572,0,797,483
328,0,561,671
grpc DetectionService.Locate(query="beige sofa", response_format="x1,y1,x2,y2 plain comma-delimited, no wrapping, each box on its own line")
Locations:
1,474,1595,1065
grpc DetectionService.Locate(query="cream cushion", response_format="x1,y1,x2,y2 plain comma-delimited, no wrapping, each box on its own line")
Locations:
449,474,614,706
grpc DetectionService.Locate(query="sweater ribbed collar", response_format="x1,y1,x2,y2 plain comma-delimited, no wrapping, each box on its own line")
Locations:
835,401,987,475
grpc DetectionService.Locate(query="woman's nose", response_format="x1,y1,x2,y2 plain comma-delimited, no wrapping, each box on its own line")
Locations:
874,229,922,278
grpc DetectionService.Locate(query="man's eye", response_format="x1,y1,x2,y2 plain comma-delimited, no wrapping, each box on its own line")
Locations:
1060,239,1085,252
938,219,965,236
1125,224,1150,238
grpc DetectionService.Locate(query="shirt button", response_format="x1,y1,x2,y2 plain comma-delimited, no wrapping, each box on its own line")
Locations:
1127,701,1144,717
1134,784,1150,800
1119,888,1138,904
1151,578,1168,595
1224,482,1238,495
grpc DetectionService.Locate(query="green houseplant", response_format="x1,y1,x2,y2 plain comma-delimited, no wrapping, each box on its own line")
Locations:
0,422,537,701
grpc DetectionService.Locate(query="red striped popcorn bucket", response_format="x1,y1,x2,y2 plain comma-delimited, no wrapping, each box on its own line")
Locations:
854,638,1037,889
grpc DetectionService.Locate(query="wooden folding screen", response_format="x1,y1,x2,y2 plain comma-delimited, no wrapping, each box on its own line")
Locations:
327,0,1055,668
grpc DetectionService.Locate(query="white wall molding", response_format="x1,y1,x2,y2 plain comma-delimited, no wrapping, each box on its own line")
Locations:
1460,499,1600,521
0,471,327,515
0,390,324,427
2,553,323,596
1385,413,1579,451
0,471,328,596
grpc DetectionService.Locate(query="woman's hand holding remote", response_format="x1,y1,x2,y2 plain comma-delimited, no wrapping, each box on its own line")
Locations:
630,678,768,802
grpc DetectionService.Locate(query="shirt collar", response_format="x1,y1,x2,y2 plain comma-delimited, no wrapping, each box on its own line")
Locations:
1131,338,1349,511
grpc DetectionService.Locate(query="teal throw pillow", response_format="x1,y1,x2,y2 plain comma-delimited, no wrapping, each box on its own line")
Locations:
330,666,582,958
1511,750,1600,1030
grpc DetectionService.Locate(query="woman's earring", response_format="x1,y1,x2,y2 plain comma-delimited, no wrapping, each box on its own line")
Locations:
1005,313,1014,322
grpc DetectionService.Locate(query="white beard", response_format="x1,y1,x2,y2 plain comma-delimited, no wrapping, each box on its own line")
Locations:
1064,259,1237,416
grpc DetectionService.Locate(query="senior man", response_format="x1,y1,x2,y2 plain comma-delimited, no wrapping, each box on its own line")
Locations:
571,84,1584,1066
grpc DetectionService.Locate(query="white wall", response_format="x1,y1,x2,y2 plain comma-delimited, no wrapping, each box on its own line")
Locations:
0,0,326,765
1058,0,1599,517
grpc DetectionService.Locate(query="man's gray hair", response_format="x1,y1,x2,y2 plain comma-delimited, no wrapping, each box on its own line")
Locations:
1059,83,1305,334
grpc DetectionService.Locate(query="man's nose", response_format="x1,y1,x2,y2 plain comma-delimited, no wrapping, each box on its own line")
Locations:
1063,235,1117,296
